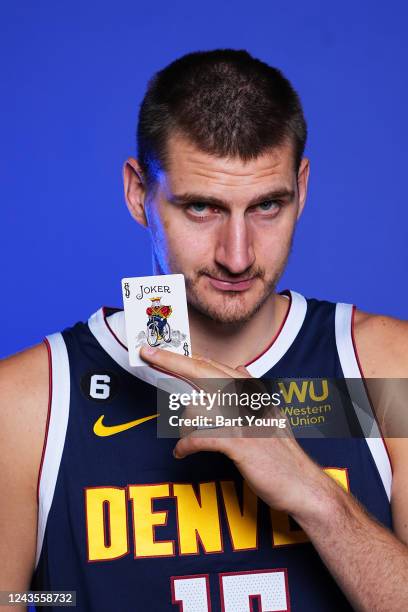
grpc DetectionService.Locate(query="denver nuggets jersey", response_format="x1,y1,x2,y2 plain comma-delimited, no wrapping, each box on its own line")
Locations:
31,290,392,611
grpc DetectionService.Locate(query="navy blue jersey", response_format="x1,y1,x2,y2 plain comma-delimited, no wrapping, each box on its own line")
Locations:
31,290,392,611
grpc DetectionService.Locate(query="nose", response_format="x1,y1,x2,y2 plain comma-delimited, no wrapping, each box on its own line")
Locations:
214,212,256,275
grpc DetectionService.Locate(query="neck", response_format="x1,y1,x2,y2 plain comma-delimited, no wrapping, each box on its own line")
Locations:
188,292,290,369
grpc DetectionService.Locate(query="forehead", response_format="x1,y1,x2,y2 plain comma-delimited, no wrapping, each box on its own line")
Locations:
157,133,296,202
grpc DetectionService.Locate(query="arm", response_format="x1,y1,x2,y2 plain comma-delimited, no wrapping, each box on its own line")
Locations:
139,321,408,612
0,343,49,611
288,312,408,611
174,426,408,612
291,459,408,611
174,430,408,612
292,311,406,609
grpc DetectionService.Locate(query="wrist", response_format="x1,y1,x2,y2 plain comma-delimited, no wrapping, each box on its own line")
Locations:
289,468,348,533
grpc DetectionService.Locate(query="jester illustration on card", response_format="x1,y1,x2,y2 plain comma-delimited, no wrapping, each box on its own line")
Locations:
146,297,173,346
121,274,192,366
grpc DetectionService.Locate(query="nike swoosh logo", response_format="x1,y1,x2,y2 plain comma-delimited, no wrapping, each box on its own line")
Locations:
93,413,159,437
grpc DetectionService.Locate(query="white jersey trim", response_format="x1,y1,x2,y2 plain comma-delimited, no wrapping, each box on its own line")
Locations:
36,333,71,568
88,308,197,396
89,290,308,382
245,290,307,377
335,302,392,501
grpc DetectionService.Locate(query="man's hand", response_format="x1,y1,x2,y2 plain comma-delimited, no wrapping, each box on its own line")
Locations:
140,344,336,517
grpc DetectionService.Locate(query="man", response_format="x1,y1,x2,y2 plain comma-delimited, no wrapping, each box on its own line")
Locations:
1,49,408,611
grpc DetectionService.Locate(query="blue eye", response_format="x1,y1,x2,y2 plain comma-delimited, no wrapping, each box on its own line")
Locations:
258,201,279,211
190,203,208,213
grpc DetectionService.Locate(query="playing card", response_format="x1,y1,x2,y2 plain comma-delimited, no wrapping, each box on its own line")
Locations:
121,274,192,366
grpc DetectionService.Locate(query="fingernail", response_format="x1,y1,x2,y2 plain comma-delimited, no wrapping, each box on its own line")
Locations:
141,344,157,356
173,447,180,459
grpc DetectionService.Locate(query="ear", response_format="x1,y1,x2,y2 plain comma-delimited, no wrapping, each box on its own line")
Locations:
123,157,148,227
296,157,310,220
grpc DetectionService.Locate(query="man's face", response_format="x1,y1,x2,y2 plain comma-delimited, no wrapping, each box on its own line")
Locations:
137,133,308,325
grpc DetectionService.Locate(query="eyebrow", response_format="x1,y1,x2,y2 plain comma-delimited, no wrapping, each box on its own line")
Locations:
167,188,296,208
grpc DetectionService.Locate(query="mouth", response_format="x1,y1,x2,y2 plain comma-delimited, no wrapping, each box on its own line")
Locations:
205,274,256,292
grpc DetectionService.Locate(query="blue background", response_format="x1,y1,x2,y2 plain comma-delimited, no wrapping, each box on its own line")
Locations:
1,1,407,358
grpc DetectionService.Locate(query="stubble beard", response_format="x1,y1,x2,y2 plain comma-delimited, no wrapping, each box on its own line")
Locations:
186,275,277,326
184,251,291,327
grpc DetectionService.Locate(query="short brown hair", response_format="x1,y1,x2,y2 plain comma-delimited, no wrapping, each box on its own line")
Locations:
137,49,307,187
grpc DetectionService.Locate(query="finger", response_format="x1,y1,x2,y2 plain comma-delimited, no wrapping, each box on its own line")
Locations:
140,344,251,381
173,428,232,459
140,345,221,379
235,364,251,375
193,355,252,378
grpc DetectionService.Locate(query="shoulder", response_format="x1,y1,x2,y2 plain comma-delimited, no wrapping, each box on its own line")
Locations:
352,309,408,473
0,341,49,401
352,308,408,377
0,342,50,490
